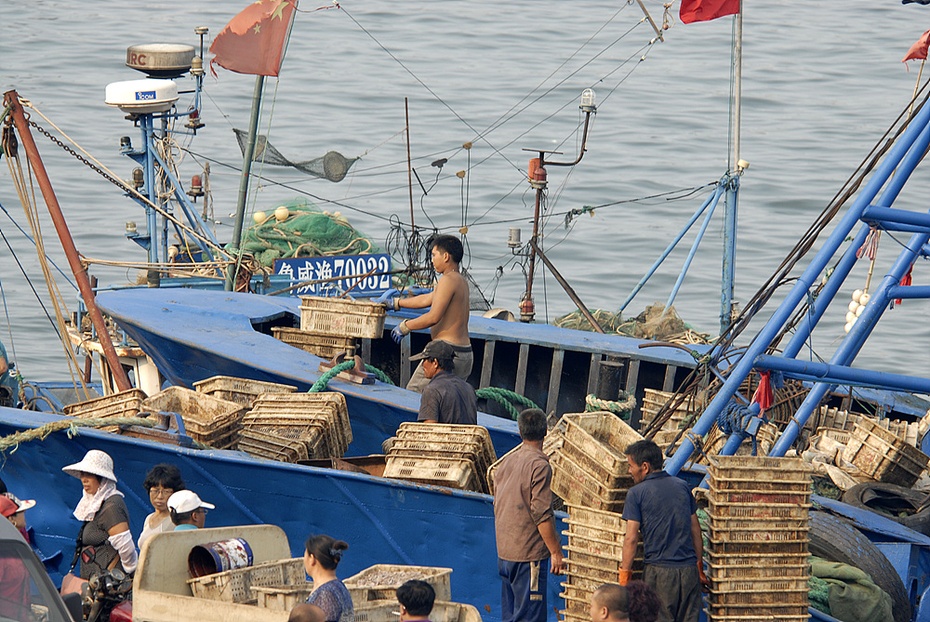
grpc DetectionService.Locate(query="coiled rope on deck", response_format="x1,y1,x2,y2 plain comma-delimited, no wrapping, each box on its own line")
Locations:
307,361,394,393
584,390,636,420
0,416,155,454
476,387,540,420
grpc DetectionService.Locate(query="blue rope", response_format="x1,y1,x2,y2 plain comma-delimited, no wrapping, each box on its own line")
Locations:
718,401,764,454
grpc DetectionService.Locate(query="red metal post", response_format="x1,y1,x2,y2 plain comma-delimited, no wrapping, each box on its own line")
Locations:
4,90,133,392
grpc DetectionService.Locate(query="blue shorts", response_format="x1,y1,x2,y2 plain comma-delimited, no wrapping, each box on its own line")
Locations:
498,558,548,622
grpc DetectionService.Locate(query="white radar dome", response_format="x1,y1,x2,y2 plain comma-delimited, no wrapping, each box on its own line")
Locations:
105,79,179,115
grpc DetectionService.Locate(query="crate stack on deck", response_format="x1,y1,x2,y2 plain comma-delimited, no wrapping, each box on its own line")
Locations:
545,412,644,622
239,393,351,462
705,456,813,622
383,423,496,493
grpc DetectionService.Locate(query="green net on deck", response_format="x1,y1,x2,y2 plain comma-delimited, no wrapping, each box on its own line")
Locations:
238,199,379,269
554,303,710,344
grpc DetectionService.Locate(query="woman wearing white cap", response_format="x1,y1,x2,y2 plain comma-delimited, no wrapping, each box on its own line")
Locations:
61,450,137,579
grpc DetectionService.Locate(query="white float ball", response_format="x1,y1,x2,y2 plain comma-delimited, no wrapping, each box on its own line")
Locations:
855,305,865,317
859,293,871,306
852,289,863,303
253,211,267,224
274,206,290,222
844,322,854,334
845,311,857,323
848,300,859,312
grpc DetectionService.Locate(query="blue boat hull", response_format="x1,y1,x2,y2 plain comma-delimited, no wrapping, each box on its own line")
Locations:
0,407,565,621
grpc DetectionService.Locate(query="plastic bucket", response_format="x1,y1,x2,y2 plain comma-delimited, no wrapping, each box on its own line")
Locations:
188,538,254,577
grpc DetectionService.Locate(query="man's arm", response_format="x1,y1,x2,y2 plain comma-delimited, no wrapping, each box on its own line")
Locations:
397,290,433,310
619,519,640,585
691,513,710,589
536,517,564,575
403,276,455,331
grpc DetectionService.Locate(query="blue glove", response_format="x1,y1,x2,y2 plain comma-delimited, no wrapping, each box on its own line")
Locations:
391,321,410,344
374,288,400,304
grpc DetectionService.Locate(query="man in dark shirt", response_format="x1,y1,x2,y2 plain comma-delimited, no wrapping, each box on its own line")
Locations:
620,439,708,622
410,341,477,425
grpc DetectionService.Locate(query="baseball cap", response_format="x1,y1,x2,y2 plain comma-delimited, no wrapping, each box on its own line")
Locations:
2,494,35,513
167,490,215,514
0,495,33,518
409,341,455,362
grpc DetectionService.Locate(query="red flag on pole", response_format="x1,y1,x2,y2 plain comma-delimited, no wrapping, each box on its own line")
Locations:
903,29,930,63
680,0,740,24
210,0,298,77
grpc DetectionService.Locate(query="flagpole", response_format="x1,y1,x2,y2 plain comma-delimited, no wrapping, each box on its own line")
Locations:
720,0,742,333
225,75,265,291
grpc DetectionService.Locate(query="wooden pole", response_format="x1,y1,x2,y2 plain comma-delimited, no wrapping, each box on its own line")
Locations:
4,90,132,392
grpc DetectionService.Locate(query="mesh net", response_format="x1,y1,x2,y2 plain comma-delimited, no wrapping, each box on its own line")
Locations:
554,303,710,344
239,198,379,268
234,129,358,182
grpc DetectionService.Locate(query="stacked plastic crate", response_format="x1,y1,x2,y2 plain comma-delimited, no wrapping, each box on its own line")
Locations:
384,423,496,493
560,504,643,622
141,387,245,449
705,456,813,622
239,393,351,462
548,412,644,622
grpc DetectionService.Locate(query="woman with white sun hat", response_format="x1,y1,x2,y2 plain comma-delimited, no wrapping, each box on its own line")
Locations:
62,450,137,581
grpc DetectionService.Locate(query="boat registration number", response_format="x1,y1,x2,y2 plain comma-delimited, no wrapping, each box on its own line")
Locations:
274,254,392,297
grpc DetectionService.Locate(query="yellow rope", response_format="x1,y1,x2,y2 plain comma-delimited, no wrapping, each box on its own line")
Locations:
0,416,155,454
3,145,92,399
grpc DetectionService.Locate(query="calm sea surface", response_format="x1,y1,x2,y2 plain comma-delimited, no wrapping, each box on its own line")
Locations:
1,0,929,382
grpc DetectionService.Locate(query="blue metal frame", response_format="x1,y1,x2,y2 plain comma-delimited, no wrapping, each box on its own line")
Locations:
665,96,930,475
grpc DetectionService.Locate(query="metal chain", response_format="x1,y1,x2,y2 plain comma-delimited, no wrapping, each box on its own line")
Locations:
28,119,129,191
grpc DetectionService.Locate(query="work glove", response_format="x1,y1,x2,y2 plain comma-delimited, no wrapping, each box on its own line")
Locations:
391,321,410,344
373,288,400,310
618,569,632,586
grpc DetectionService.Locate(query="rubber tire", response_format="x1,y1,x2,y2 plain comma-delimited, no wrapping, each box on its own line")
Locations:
809,510,911,622
842,482,930,536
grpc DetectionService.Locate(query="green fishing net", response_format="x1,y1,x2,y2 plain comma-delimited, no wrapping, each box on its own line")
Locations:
554,303,710,344
238,198,379,268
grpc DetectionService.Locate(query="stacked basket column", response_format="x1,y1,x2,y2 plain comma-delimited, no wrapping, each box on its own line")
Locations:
545,412,644,622
705,456,813,622
383,423,496,493
561,504,643,622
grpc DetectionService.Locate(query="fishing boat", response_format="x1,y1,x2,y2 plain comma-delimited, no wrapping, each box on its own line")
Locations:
4,2,930,621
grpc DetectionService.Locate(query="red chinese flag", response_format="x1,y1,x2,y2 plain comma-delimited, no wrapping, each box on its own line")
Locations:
210,0,298,77
680,0,740,24
903,29,930,63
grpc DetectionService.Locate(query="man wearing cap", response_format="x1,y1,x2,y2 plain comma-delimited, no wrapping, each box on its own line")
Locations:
410,341,477,425
167,491,215,531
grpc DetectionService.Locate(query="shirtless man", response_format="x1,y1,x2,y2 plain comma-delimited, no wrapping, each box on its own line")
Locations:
391,235,473,392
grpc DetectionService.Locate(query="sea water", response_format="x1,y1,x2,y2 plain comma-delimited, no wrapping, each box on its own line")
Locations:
1,0,928,382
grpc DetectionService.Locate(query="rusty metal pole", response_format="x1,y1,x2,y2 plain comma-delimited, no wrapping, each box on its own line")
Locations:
4,90,132,392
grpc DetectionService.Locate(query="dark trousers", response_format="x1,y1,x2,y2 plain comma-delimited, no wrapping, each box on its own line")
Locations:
644,564,702,622
498,558,548,622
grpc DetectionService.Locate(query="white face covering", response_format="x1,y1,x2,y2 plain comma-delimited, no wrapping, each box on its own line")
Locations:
73,477,123,521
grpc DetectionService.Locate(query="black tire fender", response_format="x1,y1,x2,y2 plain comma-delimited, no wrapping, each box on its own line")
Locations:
809,510,911,622
842,482,930,536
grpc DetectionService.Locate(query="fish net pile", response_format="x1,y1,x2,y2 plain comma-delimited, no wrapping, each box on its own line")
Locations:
554,303,710,344
239,199,379,269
